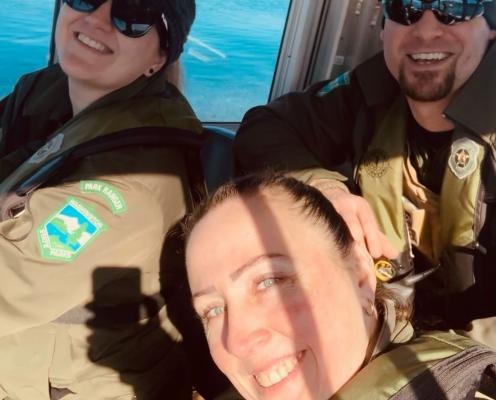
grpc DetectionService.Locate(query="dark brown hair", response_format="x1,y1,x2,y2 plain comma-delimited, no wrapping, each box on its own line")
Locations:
183,172,354,257
183,171,411,321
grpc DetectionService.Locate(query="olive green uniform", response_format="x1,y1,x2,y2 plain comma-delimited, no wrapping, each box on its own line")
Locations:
332,301,496,399
0,66,224,399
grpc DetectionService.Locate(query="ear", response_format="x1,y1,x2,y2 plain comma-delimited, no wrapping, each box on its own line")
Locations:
347,242,376,311
144,52,167,77
490,30,496,41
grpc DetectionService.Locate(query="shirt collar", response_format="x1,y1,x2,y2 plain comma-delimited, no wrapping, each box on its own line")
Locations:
445,42,496,137
354,52,400,107
355,44,496,137
23,64,171,122
368,299,414,363
22,64,72,123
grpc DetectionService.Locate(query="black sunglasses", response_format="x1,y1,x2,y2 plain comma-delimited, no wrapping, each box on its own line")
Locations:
63,0,169,39
382,0,488,25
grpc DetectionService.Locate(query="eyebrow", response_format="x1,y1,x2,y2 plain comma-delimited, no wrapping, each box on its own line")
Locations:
191,253,286,299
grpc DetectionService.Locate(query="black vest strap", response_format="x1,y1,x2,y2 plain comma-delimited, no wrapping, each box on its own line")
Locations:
0,126,206,221
392,344,496,399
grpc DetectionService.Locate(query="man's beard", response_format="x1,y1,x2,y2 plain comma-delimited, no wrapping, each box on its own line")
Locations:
398,63,456,102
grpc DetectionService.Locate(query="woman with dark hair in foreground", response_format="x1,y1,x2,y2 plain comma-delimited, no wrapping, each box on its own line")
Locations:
184,173,496,400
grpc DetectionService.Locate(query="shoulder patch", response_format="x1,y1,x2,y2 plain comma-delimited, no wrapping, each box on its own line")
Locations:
80,180,127,214
448,138,480,180
316,72,351,98
37,197,107,262
28,133,64,164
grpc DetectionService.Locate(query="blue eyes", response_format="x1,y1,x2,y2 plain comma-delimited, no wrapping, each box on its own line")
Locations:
201,277,283,324
205,305,225,319
256,277,279,290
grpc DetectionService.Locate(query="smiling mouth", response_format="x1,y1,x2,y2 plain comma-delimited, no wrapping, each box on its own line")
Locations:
76,33,112,54
254,351,304,389
408,52,451,64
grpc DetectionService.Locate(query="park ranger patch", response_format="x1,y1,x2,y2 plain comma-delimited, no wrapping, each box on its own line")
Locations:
28,133,64,164
80,180,127,214
316,72,350,97
37,197,107,262
448,138,480,180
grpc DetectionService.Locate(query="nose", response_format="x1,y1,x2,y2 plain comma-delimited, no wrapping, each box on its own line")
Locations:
85,0,113,31
412,10,444,40
223,305,271,359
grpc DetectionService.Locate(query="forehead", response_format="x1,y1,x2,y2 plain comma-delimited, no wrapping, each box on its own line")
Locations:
188,192,307,252
185,192,334,282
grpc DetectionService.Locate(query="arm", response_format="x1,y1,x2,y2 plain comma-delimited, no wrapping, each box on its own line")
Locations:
234,75,397,259
0,93,12,155
235,77,358,182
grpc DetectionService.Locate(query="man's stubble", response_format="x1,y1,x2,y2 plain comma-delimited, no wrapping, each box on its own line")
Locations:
398,62,456,102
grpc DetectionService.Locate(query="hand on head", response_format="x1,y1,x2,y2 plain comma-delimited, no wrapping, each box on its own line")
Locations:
313,184,398,260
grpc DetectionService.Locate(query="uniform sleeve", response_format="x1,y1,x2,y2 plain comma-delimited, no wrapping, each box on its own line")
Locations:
0,91,29,179
234,74,364,188
0,73,41,175
0,93,13,154
0,94,8,122
0,147,190,338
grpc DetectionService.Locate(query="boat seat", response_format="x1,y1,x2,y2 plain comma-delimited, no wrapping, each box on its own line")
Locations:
201,125,235,192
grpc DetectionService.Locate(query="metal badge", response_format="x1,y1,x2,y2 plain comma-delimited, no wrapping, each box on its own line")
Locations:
374,258,397,282
448,138,480,180
28,133,65,164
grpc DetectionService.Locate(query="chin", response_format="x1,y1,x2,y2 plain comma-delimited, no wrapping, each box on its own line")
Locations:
58,56,91,79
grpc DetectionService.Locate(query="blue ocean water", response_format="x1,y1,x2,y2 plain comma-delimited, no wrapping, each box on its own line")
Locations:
0,0,289,121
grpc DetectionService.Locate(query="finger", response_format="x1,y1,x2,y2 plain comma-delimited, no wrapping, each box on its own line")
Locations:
340,211,366,245
378,232,399,259
355,201,383,258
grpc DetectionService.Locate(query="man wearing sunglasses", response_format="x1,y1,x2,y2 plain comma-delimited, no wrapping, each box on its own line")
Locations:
235,0,496,345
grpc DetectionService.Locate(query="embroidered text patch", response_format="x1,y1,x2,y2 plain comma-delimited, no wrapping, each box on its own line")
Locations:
37,197,107,262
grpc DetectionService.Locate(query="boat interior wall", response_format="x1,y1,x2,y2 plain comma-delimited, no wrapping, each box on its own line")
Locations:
312,0,384,83
271,0,384,99
270,0,327,99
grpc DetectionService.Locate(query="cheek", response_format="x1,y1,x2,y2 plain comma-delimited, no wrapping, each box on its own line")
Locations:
282,298,315,334
209,340,230,373
54,14,69,49
454,37,487,84
382,35,400,76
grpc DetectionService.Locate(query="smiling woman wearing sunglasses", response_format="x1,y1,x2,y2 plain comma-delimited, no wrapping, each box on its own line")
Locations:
0,1,231,400
56,0,177,113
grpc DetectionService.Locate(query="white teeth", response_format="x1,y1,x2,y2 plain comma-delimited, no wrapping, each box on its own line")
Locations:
410,52,448,61
254,355,299,388
77,33,108,53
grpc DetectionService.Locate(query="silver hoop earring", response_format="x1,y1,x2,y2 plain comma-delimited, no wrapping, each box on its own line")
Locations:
365,299,375,316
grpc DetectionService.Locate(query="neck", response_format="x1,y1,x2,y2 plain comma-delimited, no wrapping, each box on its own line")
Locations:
363,310,381,366
68,79,112,116
406,96,455,132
